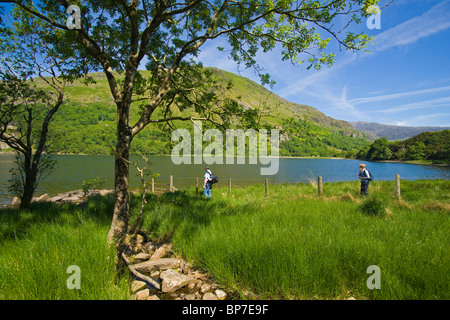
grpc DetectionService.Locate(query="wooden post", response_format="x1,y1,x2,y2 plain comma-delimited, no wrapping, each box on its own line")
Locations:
196,177,199,194
395,174,401,200
318,176,323,197
265,178,268,197
151,178,154,194
228,177,232,195
170,175,173,193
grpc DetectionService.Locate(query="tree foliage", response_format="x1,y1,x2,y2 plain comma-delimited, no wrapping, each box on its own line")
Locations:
356,130,450,162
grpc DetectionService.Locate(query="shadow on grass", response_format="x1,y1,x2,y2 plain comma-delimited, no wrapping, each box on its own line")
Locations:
132,189,252,243
0,193,115,242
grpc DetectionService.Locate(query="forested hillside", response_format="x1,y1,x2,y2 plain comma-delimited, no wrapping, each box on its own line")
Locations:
356,130,450,163
7,68,370,157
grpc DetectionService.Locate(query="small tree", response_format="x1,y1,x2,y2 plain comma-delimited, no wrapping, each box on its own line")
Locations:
0,8,87,209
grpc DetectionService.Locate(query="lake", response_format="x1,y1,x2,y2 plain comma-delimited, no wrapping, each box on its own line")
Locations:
1,153,449,205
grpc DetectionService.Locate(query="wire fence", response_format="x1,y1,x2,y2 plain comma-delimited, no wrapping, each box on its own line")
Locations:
149,174,416,199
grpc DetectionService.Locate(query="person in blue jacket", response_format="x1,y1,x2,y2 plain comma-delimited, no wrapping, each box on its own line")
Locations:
359,163,370,196
203,166,213,199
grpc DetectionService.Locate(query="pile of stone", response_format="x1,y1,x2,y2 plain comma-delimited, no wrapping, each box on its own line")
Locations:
125,235,230,301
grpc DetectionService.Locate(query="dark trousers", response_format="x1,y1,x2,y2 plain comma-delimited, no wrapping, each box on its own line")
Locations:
360,181,369,196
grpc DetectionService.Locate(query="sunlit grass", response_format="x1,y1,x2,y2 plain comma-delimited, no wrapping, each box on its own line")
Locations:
0,180,448,300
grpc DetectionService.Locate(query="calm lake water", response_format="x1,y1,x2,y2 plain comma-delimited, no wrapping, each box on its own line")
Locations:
1,153,449,205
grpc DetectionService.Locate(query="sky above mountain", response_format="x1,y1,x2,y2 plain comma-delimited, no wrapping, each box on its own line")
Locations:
197,0,450,127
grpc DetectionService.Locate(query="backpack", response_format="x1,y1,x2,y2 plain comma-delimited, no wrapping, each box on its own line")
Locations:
209,173,219,184
367,170,373,181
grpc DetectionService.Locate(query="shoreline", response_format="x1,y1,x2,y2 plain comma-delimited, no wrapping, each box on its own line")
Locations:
2,151,448,166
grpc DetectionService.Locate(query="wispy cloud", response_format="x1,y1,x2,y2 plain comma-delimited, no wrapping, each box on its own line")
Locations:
380,96,450,114
393,112,450,127
333,85,366,119
371,0,450,52
278,1,450,98
349,86,450,106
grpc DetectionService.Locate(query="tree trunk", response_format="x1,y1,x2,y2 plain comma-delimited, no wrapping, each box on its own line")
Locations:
19,151,34,210
107,100,132,246
20,183,33,210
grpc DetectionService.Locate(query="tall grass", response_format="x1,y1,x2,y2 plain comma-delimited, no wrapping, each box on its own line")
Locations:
0,195,130,300
136,180,450,300
1,180,448,300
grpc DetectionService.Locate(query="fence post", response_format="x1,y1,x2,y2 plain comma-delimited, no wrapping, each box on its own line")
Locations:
265,178,268,197
318,176,323,197
228,177,232,195
170,175,173,193
395,174,401,200
151,178,154,194
196,177,199,194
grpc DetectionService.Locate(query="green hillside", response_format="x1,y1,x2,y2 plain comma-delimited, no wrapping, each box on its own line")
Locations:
356,130,450,163
30,68,369,157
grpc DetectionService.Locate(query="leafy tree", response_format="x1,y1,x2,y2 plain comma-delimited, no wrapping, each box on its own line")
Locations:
366,137,392,160
0,9,80,209
2,0,381,248
406,141,426,160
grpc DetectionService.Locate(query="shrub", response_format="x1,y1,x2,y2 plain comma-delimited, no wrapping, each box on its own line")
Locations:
359,196,385,216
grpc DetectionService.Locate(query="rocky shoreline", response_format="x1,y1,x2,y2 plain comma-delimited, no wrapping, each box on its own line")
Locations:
9,189,115,207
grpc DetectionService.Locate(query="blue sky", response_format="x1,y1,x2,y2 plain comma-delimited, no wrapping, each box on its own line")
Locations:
197,0,450,127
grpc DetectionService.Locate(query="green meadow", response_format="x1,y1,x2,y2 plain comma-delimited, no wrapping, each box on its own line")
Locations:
0,180,448,300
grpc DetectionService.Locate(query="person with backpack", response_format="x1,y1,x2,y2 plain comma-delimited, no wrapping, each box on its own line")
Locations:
203,166,213,199
359,163,371,196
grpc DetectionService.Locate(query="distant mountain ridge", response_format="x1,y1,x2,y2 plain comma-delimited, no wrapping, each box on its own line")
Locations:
350,121,450,141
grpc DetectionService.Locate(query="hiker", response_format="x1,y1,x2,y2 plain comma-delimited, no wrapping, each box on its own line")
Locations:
359,163,370,196
203,166,213,199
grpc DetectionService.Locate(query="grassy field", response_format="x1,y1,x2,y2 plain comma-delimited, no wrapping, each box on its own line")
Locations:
0,196,130,300
0,179,448,300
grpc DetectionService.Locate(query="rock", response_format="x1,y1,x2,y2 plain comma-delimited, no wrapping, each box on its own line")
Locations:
131,280,147,293
188,280,199,290
160,269,196,293
185,293,196,300
135,234,145,245
203,292,218,300
200,283,211,294
150,270,160,278
133,253,152,263
49,190,84,202
11,197,20,207
215,289,227,300
37,193,50,202
150,244,172,260
143,242,157,255
195,293,203,300
132,258,181,273
135,289,150,300
147,295,160,300
347,297,356,300
99,189,114,197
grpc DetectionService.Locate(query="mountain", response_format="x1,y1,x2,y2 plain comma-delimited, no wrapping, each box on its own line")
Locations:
350,121,450,141
4,68,370,157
